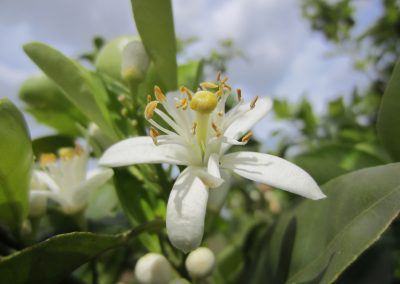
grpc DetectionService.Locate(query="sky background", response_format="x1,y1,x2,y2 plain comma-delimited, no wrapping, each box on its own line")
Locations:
0,0,382,140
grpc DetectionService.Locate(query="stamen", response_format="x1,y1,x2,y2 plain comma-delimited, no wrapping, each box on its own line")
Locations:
192,122,197,134
59,147,76,160
236,89,242,101
39,153,57,167
175,98,188,110
250,96,259,109
241,131,253,142
215,89,223,97
147,95,152,103
221,76,229,83
216,71,221,82
149,127,159,145
144,101,159,120
180,86,193,100
154,86,166,102
223,84,232,91
217,111,224,117
200,82,219,89
211,122,222,137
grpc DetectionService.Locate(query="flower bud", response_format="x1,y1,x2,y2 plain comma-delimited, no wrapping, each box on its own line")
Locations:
169,279,191,284
96,36,149,83
185,247,216,279
134,253,172,284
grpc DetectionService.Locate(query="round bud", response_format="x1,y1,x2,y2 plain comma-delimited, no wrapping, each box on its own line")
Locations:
189,91,218,114
134,253,172,284
185,247,216,279
121,40,150,83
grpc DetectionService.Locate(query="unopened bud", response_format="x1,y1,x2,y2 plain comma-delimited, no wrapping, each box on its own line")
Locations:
121,40,150,83
185,247,216,279
134,253,172,284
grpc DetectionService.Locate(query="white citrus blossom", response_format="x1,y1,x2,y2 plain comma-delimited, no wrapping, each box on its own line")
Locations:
30,145,113,215
100,76,326,252
185,247,216,279
134,253,172,284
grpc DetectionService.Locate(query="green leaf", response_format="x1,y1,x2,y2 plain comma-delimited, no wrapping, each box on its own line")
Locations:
293,144,384,184
240,163,400,283
0,220,163,284
0,99,33,232
377,60,400,161
23,42,120,141
131,0,177,91
18,75,87,136
273,99,292,119
178,60,204,91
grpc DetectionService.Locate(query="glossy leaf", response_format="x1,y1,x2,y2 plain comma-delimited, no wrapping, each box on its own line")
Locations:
23,42,119,141
131,0,177,90
240,163,400,283
0,99,33,232
0,220,163,284
19,75,87,136
377,60,400,161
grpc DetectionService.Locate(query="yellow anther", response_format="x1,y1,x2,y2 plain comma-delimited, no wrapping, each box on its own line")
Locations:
192,122,197,134
149,127,159,145
211,122,222,137
147,95,152,103
236,89,242,101
39,153,57,167
216,71,221,82
144,101,159,120
223,84,232,91
190,91,218,114
241,131,253,142
215,89,223,97
154,86,166,102
250,96,259,109
180,86,193,100
217,111,224,117
200,82,219,89
176,98,188,110
58,147,77,160
221,76,229,83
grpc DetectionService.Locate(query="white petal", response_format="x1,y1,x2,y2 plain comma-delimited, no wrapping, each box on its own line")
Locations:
99,136,192,167
33,170,60,193
224,97,272,140
208,170,231,212
207,153,221,179
166,167,209,252
221,152,326,200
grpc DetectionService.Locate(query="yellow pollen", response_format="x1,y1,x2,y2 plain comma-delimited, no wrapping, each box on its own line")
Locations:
180,86,193,100
149,127,159,144
200,82,219,89
147,95,152,103
58,147,77,160
39,153,57,167
192,122,197,134
154,86,166,102
175,98,188,110
236,89,242,101
211,122,222,137
190,91,218,114
241,131,253,142
250,96,259,109
144,101,158,120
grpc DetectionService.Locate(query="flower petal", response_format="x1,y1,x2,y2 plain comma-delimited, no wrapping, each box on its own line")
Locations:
224,97,272,140
221,151,326,200
207,170,231,212
207,153,221,179
99,136,192,167
166,167,209,252
72,167,114,202
33,170,60,193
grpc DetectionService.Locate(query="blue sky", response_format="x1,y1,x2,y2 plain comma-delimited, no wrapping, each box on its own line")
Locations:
0,0,382,139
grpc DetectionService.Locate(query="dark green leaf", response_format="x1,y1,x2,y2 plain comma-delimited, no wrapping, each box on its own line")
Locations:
23,42,120,141
377,60,400,161
131,0,177,90
0,220,163,284
32,135,75,158
241,163,400,283
0,99,33,232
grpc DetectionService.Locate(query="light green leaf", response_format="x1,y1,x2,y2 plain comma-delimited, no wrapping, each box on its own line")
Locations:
178,60,204,91
131,0,177,91
19,75,87,136
240,163,400,283
23,42,120,141
0,220,163,284
377,60,400,161
0,99,33,232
